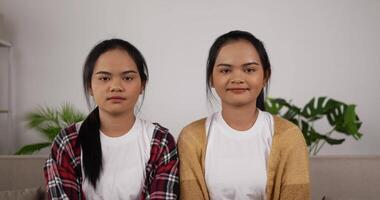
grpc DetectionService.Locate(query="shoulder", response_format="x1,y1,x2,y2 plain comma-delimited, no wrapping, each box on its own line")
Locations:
272,115,306,149
52,123,80,148
151,122,176,146
178,118,206,143
49,123,81,163
149,123,178,164
272,115,299,132
177,118,207,153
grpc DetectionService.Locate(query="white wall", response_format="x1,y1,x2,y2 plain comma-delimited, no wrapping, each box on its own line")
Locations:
0,0,379,155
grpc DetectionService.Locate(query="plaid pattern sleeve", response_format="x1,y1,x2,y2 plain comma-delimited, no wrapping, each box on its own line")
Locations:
141,123,180,200
44,124,84,200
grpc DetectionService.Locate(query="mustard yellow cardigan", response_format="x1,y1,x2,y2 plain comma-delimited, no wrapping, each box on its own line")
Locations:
178,115,310,200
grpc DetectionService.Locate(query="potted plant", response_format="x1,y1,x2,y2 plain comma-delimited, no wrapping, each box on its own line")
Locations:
265,97,362,155
16,103,86,155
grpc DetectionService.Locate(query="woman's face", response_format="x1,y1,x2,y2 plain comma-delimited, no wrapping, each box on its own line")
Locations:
212,40,266,108
90,49,143,116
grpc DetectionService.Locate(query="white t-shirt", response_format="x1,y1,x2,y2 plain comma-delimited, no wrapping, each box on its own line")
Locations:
81,118,155,200
205,110,274,200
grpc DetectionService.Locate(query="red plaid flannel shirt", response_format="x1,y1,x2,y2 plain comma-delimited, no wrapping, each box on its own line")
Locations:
44,122,179,200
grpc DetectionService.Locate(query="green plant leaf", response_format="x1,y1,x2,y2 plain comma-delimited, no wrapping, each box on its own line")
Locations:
300,120,311,146
59,103,86,126
272,98,292,108
267,96,363,155
340,105,357,132
265,98,301,123
265,98,286,114
301,97,329,121
21,103,86,155
15,142,51,155
309,127,323,143
335,105,363,140
37,126,62,141
323,136,345,145
325,99,346,126
283,104,301,122
26,106,60,129
26,112,47,128
309,127,345,145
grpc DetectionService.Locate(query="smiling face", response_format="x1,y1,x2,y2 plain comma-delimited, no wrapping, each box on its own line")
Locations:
212,40,267,108
90,49,144,116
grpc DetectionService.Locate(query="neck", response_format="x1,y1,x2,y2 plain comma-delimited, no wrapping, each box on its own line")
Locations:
98,109,136,137
221,102,259,131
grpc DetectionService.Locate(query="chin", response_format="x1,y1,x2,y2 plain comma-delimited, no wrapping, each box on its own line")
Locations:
231,102,253,108
224,99,256,108
100,107,132,116
112,110,133,117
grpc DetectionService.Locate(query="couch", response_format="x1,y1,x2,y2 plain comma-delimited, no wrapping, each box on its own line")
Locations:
0,155,46,200
1,155,379,200
310,155,380,200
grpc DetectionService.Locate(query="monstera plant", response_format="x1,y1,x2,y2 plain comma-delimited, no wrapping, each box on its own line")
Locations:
265,97,362,155
16,103,86,155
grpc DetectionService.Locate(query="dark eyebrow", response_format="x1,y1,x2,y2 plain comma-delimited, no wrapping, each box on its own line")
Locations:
94,70,138,75
242,62,260,66
95,71,111,75
216,63,232,68
122,70,138,75
216,62,259,68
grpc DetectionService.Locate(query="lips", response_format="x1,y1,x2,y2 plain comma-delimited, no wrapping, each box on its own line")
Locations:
226,88,249,94
107,96,126,100
227,88,249,91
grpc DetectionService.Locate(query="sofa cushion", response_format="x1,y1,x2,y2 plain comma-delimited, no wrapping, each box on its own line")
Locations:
0,187,46,200
310,155,380,200
0,155,46,191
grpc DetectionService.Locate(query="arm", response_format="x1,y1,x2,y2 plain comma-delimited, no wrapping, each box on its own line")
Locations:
145,132,179,200
177,125,208,200
44,131,82,200
280,128,311,200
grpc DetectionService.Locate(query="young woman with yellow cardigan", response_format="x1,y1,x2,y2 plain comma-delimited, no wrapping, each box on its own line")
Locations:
178,31,310,200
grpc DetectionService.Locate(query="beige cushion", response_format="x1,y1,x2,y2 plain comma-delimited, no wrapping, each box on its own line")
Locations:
310,155,380,200
0,187,45,200
0,155,46,191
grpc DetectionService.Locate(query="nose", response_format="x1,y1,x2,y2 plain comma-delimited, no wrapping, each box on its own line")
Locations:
230,71,244,84
110,78,123,92
231,79,244,84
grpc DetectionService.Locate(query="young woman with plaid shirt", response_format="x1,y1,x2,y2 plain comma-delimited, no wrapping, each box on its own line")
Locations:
44,39,179,200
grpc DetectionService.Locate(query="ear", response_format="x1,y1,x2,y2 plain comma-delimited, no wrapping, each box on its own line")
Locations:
263,76,268,87
263,69,271,87
210,77,214,88
140,81,146,94
89,87,93,96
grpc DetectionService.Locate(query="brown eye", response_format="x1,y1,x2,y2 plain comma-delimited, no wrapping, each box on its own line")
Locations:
244,68,256,73
99,76,110,81
220,69,231,74
122,76,134,81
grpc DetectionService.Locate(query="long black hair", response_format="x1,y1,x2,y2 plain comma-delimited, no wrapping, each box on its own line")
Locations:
206,30,271,110
79,38,148,188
